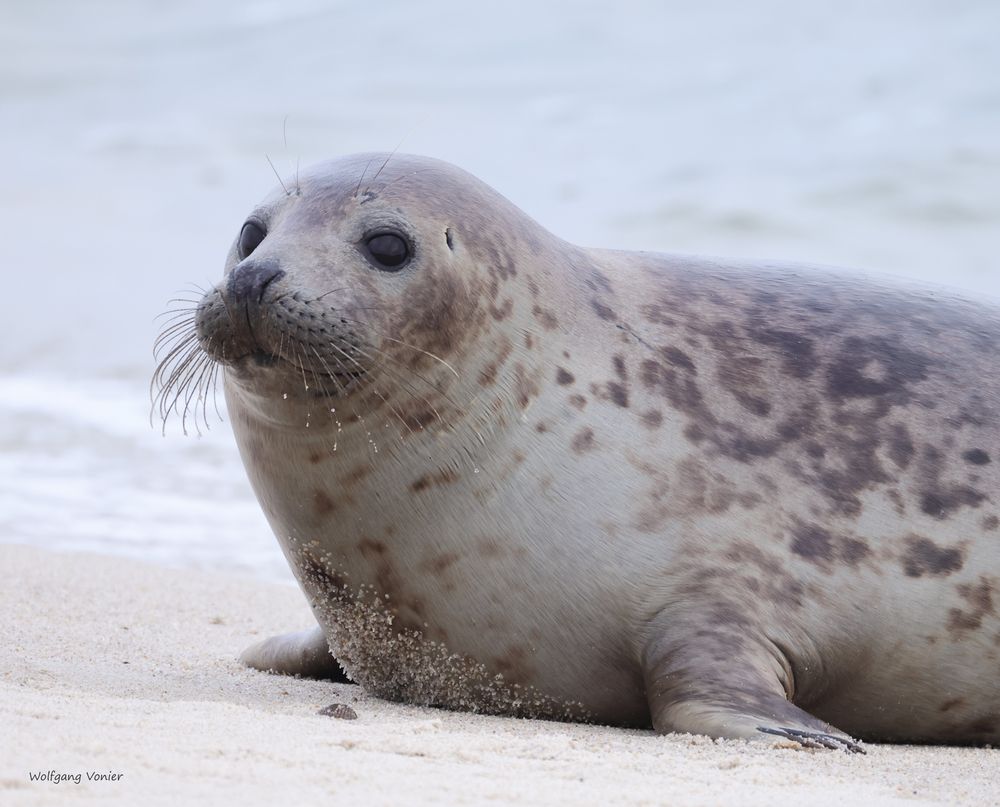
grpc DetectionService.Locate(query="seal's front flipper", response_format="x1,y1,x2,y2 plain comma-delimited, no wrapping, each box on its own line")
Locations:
240,625,351,683
757,727,863,753
641,612,863,752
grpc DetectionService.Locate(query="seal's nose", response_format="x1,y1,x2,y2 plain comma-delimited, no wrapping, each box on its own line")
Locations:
227,258,286,306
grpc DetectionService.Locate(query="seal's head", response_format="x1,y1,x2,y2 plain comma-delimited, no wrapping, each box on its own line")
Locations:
157,153,563,434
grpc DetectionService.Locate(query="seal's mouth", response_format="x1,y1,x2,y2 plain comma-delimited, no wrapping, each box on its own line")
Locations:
249,349,280,367
190,281,374,383
151,281,376,433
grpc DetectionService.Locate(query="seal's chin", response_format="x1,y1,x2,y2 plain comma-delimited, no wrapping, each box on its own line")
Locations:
227,348,367,399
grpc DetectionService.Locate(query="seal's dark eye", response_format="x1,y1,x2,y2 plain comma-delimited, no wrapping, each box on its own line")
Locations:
238,221,266,259
365,232,410,270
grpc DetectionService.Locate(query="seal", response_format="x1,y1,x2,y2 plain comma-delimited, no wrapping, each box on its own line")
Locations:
157,153,1000,750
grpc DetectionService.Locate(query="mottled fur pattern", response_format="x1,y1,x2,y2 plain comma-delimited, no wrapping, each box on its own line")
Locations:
187,153,999,747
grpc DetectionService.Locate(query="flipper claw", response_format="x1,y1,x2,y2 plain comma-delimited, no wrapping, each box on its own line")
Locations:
758,726,865,754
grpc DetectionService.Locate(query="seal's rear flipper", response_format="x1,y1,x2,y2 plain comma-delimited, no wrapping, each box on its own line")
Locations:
641,611,863,753
240,625,352,683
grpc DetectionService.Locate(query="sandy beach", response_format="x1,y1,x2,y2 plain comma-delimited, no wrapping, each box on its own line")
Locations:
1,544,995,806
1,2,997,804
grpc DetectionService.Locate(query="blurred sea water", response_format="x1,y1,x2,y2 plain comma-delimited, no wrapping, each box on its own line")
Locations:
1,0,997,579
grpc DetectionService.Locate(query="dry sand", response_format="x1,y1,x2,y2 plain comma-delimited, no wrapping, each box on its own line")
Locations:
1,544,996,806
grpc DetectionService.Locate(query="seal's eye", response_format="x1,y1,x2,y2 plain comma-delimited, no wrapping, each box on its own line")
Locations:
365,232,410,271
238,221,266,260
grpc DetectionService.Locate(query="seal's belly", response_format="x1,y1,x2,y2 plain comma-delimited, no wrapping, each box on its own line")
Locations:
277,509,651,726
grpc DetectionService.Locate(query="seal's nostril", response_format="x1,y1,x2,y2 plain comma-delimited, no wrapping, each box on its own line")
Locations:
228,259,286,306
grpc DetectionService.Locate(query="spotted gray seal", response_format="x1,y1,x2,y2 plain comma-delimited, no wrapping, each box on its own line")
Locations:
157,153,1000,750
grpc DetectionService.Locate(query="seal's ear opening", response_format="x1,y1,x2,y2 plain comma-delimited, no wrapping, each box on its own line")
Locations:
363,231,411,271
